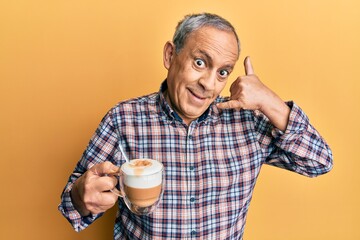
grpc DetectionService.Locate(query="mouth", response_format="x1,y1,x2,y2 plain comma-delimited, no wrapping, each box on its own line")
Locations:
188,89,208,100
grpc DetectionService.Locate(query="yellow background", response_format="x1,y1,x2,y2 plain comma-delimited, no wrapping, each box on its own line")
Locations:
1,0,359,239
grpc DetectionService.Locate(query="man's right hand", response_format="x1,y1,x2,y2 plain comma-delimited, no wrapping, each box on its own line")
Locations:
70,161,120,216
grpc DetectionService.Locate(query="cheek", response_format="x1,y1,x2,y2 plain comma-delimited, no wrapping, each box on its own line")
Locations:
179,62,203,80
215,81,228,94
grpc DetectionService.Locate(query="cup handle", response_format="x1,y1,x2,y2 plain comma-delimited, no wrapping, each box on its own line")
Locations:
108,172,124,198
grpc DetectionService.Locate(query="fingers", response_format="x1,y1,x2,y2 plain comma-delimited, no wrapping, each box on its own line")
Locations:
92,175,118,192
91,161,120,176
217,57,258,111
72,162,120,215
216,100,243,110
86,162,120,192
244,56,254,75
84,190,119,215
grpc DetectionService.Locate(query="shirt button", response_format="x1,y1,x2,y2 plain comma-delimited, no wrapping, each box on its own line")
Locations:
189,166,195,171
190,197,195,202
191,230,197,236
188,135,192,139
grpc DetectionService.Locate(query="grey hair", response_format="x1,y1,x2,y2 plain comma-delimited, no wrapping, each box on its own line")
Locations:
173,13,240,55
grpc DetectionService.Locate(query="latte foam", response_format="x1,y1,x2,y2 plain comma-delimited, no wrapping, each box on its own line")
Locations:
121,159,163,189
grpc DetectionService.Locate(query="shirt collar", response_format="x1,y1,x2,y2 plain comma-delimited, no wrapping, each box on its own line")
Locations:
158,80,220,124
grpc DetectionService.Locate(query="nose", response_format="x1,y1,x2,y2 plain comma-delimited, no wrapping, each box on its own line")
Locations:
198,70,217,91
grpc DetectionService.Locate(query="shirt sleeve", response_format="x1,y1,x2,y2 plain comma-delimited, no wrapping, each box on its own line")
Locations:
254,101,333,177
58,109,119,232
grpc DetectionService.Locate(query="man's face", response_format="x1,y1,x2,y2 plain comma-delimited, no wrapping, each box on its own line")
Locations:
163,26,239,124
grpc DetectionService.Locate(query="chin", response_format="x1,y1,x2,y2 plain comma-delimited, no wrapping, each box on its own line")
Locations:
187,110,206,119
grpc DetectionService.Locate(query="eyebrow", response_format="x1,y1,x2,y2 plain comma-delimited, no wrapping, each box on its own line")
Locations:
197,49,213,66
196,49,235,70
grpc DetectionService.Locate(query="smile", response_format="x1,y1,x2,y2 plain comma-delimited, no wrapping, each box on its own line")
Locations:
188,89,207,100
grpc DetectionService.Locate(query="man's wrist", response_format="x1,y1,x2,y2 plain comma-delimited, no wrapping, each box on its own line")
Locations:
259,93,290,132
70,181,91,217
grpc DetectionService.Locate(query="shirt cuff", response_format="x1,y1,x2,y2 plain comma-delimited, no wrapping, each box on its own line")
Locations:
271,101,309,141
58,183,102,232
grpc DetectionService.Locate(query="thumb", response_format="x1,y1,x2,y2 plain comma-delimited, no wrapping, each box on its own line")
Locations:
244,56,254,75
91,162,120,176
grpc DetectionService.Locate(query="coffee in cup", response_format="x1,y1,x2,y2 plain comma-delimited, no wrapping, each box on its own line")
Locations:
111,159,164,215
121,159,163,207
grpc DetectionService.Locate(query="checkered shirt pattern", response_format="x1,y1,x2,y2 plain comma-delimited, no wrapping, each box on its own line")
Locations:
59,82,333,239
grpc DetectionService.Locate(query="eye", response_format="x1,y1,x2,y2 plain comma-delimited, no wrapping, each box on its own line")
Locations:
219,69,230,78
195,59,205,68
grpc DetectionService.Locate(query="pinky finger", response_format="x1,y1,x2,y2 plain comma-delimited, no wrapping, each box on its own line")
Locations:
216,100,243,110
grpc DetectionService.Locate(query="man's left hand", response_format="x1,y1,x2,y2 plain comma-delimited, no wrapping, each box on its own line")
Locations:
217,56,290,131
217,56,271,111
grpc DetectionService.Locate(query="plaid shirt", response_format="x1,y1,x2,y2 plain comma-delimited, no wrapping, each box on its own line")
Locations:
59,82,333,239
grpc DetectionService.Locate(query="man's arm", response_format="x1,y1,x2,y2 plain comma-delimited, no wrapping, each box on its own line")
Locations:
58,110,120,232
255,101,333,177
217,57,333,177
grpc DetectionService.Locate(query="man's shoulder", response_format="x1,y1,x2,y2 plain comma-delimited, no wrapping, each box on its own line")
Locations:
110,92,159,117
116,92,157,106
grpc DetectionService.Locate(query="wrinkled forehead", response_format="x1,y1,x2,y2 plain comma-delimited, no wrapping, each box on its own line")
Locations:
189,26,240,55
186,27,239,60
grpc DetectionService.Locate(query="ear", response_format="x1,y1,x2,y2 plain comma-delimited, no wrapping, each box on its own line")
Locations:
163,41,176,70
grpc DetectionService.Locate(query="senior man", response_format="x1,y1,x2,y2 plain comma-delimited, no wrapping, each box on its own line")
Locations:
59,13,333,239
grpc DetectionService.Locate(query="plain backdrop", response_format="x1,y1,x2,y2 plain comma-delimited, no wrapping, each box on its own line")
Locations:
1,0,359,239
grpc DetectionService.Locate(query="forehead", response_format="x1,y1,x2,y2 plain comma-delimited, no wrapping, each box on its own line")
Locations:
183,26,239,62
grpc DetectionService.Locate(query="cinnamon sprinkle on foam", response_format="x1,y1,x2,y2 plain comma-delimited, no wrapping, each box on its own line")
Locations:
130,159,153,167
